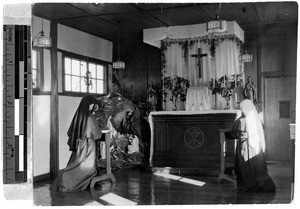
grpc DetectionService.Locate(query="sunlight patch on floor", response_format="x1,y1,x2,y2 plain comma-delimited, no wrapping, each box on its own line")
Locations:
154,173,206,186
83,201,104,206
179,177,206,186
99,193,138,205
154,173,181,180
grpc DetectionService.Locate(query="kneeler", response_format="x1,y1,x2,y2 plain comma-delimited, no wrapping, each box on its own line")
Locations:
217,129,237,187
90,129,116,189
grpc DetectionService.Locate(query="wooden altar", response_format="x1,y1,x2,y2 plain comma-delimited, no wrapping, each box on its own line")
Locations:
149,110,239,173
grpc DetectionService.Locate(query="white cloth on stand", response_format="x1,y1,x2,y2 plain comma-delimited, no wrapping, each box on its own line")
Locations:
186,87,211,111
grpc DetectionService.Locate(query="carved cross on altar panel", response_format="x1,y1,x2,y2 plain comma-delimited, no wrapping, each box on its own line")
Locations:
191,48,207,78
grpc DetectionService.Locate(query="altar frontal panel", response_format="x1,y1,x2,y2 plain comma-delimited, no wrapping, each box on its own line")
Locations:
152,113,236,170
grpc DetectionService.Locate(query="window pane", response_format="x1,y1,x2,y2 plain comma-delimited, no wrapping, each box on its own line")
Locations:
89,79,97,93
80,61,87,77
32,50,37,69
71,76,80,92
72,59,80,76
64,55,107,94
81,77,87,92
65,75,71,91
65,57,71,74
103,80,107,93
32,69,37,88
89,63,96,79
96,80,104,94
96,65,104,79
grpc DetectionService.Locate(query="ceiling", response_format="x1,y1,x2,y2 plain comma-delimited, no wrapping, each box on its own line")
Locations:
32,2,298,42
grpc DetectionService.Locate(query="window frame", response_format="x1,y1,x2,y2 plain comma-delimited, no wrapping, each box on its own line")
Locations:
60,50,110,96
32,47,44,94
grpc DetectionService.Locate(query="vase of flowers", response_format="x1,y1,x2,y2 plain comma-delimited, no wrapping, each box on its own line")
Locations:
163,75,190,111
209,75,242,109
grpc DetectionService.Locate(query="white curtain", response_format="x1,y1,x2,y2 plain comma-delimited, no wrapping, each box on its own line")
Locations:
215,39,241,79
164,41,212,87
164,38,242,84
163,38,242,110
165,44,185,78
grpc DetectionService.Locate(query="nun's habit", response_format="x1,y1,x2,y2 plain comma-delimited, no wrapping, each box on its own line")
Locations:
50,96,102,192
230,99,276,192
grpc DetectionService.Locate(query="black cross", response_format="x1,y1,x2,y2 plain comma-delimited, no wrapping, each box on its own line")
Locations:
191,48,207,78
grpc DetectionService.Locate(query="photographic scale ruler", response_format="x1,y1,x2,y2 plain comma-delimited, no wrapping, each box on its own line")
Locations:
3,25,32,184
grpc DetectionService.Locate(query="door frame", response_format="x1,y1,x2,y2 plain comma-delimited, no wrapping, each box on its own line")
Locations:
261,70,296,119
261,70,296,161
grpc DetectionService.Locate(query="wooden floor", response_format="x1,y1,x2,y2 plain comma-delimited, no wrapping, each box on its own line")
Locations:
33,162,294,206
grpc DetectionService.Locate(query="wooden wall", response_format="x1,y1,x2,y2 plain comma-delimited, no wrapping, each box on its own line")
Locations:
244,23,297,162
244,23,297,106
112,34,161,103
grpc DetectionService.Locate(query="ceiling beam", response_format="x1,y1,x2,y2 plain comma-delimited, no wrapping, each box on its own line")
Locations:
193,4,213,21
53,14,90,21
68,3,133,33
144,3,201,12
252,3,263,24
128,3,169,27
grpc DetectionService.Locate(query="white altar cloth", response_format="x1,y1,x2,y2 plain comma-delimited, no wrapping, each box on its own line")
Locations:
148,110,241,166
186,87,211,111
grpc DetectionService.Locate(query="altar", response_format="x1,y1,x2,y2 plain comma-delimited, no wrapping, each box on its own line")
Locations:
149,110,239,173
144,19,245,174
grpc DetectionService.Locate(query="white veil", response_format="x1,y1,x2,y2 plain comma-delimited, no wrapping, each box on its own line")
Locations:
240,99,266,154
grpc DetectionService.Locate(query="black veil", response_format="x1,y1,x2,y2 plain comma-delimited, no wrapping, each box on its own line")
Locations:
67,96,100,151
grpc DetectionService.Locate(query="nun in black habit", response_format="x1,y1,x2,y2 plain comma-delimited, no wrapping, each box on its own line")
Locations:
50,96,102,192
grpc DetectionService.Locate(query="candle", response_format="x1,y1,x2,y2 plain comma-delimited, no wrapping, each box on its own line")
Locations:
223,75,226,86
235,74,237,87
235,92,238,103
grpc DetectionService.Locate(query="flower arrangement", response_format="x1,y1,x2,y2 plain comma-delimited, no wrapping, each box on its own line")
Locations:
209,74,243,101
163,75,190,105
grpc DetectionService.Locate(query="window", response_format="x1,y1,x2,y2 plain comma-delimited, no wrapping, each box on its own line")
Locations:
64,56,107,94
31,49,40,89
279,100,291,118
32,49,42,89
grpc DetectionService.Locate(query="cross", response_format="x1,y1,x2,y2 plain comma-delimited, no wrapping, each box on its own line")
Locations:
191,48,207,78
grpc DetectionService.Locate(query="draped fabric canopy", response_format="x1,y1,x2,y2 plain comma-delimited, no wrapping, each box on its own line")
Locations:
144,21,244,85
143,21,244,110
143,21,244,48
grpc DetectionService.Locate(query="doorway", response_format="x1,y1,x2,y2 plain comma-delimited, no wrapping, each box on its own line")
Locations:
263,73,296,162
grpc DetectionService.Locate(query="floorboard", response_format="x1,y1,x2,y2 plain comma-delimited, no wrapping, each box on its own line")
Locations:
33,162,294,206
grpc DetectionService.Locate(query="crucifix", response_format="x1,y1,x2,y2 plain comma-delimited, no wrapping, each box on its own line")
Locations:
191,48,207,78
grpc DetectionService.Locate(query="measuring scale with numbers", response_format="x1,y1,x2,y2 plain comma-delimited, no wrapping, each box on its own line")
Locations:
2,25,32,184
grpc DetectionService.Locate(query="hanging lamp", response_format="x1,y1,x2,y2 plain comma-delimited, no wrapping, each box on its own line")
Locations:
207,3,227,33
112,32,125,69
33,18,51,48
240,8,253,63
240,51,253,63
